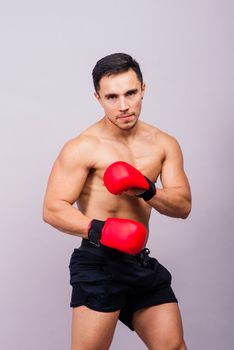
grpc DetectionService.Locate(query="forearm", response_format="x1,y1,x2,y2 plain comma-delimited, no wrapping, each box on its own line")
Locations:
147,187,191,219
43,201,91,238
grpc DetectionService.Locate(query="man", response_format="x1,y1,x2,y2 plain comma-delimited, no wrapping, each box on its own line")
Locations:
43,53,191,350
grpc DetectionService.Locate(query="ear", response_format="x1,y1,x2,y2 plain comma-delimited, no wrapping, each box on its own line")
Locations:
94,91,104,108
141,83,146,99
94,91,100,100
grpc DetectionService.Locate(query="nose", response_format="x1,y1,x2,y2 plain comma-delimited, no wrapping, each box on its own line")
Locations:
118,96,129,112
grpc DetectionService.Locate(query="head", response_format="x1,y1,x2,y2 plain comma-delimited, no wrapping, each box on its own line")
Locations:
92,53,143,94
92,53,145,131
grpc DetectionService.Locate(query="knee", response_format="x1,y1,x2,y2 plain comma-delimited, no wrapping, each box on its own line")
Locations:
179,339,187,350
71,344,109,350
170,338,187,350
163,336,186,350
70,338,111,350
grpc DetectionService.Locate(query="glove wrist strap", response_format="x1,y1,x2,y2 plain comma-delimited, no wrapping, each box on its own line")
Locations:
138,176,156,201
88,219,105,247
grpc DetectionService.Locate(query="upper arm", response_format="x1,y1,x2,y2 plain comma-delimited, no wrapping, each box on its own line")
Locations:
43,135,98,208
160,134,191,198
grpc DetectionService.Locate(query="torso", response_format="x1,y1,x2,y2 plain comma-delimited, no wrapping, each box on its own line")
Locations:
76,119,165,236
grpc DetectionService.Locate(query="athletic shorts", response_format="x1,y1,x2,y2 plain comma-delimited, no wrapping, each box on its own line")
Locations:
69,239,178,331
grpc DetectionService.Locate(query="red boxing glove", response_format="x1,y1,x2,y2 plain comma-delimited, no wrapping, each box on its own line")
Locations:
103,161,156,201
87,217,147,255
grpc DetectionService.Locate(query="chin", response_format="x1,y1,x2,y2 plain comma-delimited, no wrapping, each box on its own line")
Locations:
119,121,138,130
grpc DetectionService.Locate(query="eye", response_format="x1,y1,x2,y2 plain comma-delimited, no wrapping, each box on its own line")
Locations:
126,90,137,96
107,95,117,100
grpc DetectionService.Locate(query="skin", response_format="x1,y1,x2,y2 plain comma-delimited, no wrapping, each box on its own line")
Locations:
43,68,191,350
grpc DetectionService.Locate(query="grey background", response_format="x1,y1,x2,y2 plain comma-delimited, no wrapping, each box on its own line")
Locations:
1,0,233,349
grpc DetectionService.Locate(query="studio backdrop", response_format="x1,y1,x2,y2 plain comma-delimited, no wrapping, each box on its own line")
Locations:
0,1,233,349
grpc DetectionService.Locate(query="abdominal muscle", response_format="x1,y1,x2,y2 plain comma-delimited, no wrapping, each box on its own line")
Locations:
76,168,152,242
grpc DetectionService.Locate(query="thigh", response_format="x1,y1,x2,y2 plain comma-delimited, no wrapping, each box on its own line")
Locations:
71,306,120,350
132,303,187,350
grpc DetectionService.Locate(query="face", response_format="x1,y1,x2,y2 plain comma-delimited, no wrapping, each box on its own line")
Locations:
94,69,145,130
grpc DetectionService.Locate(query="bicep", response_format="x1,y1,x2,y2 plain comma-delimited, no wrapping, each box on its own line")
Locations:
44,139,92,207
160,137,191,194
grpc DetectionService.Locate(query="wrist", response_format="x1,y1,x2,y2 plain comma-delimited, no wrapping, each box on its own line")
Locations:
137,176,156,201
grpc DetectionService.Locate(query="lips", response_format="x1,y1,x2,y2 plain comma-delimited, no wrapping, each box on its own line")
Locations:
119,114,134,119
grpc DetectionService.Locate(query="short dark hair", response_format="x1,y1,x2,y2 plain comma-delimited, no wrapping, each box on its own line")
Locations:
92,53,143,93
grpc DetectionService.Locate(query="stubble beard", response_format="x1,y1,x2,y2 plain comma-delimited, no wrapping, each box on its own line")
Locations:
106,114,139,131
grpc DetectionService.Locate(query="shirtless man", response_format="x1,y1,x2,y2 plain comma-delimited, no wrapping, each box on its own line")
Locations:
43,53,192,350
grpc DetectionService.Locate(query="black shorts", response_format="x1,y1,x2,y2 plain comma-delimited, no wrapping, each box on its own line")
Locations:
69,239,178,331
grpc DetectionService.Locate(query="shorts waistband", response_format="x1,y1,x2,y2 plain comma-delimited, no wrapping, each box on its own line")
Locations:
80,239,151,266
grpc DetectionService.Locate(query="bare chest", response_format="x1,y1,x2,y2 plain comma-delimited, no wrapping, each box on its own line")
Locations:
91,138,164,183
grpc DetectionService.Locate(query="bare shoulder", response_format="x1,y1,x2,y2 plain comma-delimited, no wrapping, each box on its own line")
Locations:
156,130,181,149
158,132,183,164
57,132,100,169
141,121,180,146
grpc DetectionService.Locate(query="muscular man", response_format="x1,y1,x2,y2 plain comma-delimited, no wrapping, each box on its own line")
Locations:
43,53,191,350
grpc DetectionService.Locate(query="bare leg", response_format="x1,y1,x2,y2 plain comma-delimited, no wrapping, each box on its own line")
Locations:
132,303,187,350
70,306,120,350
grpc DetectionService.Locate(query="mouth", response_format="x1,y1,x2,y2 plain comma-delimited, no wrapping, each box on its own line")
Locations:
119,114,134,120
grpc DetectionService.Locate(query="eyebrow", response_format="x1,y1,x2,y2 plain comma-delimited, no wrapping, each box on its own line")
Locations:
104,88,138,98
